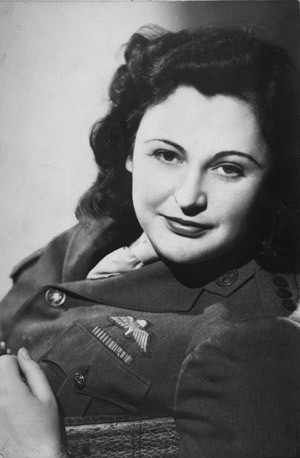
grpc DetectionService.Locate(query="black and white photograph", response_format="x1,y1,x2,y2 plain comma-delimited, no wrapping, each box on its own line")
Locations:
0,1,300,456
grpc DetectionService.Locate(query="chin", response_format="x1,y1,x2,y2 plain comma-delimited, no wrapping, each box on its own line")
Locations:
150,235,240,265
152,244,213,265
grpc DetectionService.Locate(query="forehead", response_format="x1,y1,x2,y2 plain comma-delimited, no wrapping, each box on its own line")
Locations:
136,86,267,156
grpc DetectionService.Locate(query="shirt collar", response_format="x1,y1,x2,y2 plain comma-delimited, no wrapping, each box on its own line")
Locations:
62,218,125,282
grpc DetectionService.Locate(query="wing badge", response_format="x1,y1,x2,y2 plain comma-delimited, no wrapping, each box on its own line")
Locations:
108,316,152,355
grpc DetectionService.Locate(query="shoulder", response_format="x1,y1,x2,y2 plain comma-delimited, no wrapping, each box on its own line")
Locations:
175,263,300,456
188,314,300,365
175,315,300,457
9,224,81,282
180,311,300,381
9,217,119,283
183,274,300,368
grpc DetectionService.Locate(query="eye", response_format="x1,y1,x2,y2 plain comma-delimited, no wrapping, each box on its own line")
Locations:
153,150,182,165
213,163,244,178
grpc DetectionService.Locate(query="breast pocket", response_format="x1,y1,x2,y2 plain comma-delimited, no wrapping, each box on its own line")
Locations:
39,322,151,416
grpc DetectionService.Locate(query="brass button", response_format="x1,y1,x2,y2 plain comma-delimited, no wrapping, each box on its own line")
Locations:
281,299,296,311
273,275,289,288
276,288,292,299
73,372,86,390
45,288,66,307
215,270,238,287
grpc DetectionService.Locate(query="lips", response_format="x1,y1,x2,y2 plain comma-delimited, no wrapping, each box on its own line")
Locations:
163,216,213,238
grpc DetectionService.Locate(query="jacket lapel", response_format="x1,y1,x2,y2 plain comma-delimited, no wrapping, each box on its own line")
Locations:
57,260,203,312
55,218,260,313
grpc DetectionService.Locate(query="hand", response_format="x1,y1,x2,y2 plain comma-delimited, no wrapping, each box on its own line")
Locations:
0,348,64,458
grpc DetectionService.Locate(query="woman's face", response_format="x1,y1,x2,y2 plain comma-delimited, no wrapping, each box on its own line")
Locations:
126,86,270,264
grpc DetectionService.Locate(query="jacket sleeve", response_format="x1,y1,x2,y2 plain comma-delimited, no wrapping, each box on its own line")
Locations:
174,316,300,458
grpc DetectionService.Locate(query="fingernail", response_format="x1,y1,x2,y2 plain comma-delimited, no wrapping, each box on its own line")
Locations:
20,347,31,359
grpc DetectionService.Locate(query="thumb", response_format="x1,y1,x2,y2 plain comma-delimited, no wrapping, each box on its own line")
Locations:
17,347,55,404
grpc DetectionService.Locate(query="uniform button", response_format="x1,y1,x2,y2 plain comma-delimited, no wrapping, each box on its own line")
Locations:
276,288,292,299
215,270,238,287
273,275,289,288
45,288,66,307
281,299,296,311
73,372,86,390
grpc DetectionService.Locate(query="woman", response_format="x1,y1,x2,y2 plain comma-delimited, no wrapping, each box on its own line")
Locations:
0,25,299,457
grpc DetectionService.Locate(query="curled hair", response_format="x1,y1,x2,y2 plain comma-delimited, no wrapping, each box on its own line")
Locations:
76,25,300,270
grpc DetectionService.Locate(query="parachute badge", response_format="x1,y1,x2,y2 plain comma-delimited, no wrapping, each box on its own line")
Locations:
108,316,151,355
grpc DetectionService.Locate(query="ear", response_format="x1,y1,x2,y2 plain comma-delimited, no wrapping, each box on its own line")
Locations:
125,155,133,173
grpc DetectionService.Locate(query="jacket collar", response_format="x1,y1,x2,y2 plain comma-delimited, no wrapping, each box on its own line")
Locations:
204,259,259,297
52,259,260,313
56,218,259,312
57,260,201,312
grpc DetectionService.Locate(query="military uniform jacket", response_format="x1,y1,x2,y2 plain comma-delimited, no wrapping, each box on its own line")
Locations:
1,218,300,457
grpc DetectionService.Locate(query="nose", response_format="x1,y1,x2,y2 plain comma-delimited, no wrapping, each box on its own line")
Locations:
173,171,207,216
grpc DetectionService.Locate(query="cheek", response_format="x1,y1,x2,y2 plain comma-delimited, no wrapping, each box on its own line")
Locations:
132,166,172,211
218,185,264,229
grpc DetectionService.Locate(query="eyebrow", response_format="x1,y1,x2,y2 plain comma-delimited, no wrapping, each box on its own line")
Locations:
213,151,264,169
214,150,263,169
145,138,185,153
145,139,264,169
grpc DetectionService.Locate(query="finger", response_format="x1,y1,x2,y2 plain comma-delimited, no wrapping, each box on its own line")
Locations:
17,347,55,403
0,354,25,390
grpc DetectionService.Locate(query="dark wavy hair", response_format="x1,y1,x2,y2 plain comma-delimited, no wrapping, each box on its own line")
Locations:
76,25,300,270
